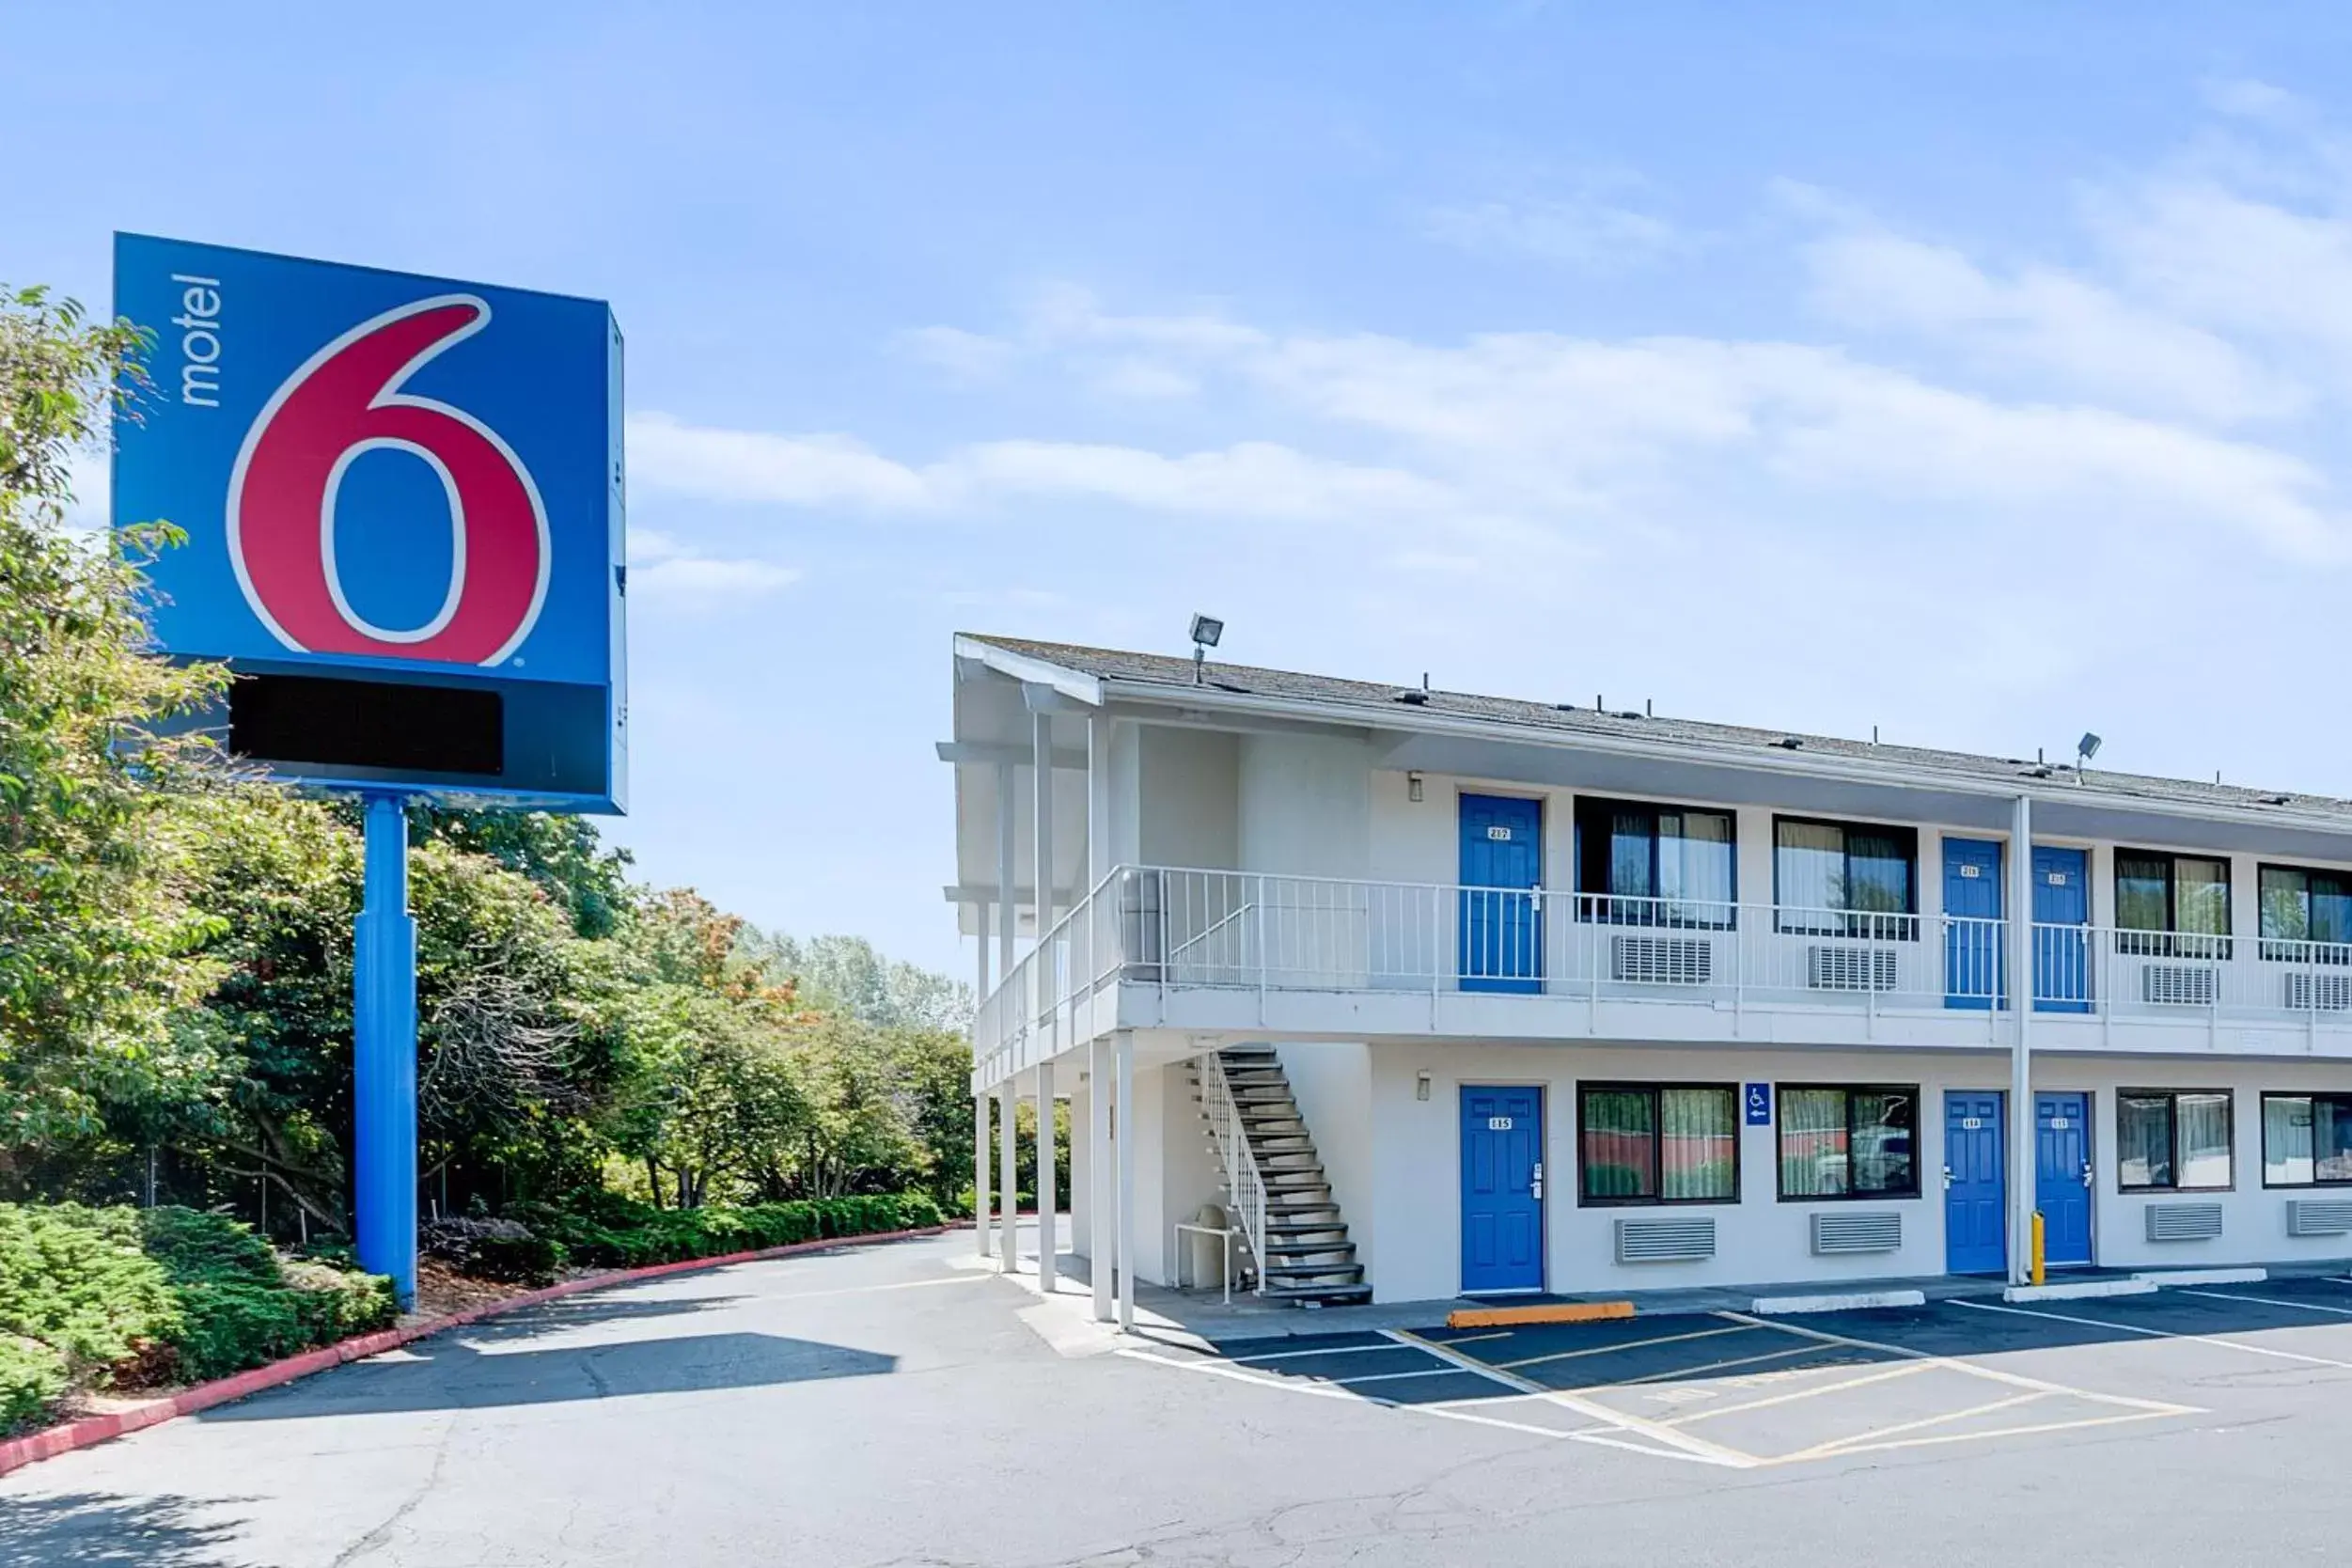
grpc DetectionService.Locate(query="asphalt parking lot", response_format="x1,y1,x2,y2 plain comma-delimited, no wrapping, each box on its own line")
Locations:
1130,1273,2352,1472
20,1234,2352,1566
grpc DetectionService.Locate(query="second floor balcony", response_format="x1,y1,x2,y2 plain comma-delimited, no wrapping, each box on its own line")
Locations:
971,866,2352,1089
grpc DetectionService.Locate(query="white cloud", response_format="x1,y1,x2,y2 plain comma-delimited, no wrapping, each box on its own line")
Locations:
624,524,801,605
890,324,1014,384
1802,226,2300,424
1423,196,1688,271
629,412,932,509
630,410,1451,525
2094,180,2352,371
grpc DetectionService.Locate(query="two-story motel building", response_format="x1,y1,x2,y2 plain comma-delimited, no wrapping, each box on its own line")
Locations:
950,634,2352,1325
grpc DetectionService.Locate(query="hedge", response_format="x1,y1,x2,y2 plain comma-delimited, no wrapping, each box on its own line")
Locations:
0,1204,397,1435
509,1191,943,1270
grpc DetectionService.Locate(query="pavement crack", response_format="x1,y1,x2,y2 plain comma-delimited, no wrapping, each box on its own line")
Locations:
328,1411,459,1566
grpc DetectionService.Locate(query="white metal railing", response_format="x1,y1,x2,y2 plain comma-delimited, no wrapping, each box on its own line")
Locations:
1195,1052,1265,1295
969,866,2352,1080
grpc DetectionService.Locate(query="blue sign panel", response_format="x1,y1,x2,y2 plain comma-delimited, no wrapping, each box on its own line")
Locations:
113,233,625,812
1745,1083,1772,1126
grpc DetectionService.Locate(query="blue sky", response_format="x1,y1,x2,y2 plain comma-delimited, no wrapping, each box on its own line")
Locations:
17,4,2352,978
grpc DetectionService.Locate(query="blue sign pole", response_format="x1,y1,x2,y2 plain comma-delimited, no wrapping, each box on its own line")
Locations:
353,793,419,1307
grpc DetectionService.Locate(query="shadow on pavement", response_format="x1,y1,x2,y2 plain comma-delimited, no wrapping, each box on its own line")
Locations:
457,1292,750,1341
0,1491,249,1568
200,1329,897,1421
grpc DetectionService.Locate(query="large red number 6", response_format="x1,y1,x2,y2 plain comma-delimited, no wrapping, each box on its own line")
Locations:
228,295,550,666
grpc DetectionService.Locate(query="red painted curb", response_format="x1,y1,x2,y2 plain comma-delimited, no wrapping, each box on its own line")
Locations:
0,1221,959,1479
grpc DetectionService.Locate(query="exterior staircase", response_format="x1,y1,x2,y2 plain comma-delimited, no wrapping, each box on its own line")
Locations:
1189,1046,1372,1306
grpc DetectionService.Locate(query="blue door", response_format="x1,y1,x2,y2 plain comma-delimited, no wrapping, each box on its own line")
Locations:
2035,1091,2093,1266
2033,847,2092,1013
1944,1091,2006,1274
1461,1086,1544,1293
1943,838,2004,1010
1459,794,1544,993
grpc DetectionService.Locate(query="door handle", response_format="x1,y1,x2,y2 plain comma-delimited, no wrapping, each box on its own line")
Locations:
1941,1164,1953,1191
1531,1160,1544,1201
2081,1162,2094,1188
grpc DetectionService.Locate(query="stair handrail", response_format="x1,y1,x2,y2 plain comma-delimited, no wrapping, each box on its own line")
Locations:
1195,1052,1267,1296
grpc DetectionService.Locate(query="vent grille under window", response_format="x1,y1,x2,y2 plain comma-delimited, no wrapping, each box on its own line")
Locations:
2285,972,2352,1011
2142,964,2218,1007
1613,935,1712,986
1809,947,1899,993
1811,1211,1902,1255
2144,1203,2223,1243
1614,1215,1716,1263
2287,1199,2352,1236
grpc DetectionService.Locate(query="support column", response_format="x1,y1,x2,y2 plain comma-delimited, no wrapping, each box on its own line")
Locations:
1031,713,1058,1291
1035,1059,1058,1292
974,1093,992,1260
1116,1031,1135,1331
996,762,1016,980
354,793,418,1309
1090,1035,1114,1322
2008,792,2035,1285
974,917,993,1260
997,1078,1018,1272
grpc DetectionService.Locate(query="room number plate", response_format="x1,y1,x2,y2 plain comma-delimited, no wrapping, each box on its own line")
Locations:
1961,1116,1983,1129
1487,825,1513,840
1487,1116,1514,1131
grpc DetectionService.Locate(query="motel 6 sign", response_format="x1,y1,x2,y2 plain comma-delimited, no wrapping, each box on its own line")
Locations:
113,234,626,812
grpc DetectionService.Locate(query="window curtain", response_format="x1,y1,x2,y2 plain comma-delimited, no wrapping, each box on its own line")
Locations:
1659,812,1733,927
1609,810,1655,908
2118,1094,2173,1188
1659,1088,1736,1200
2176,1092,2232,1187
1581,1090,1655,1200
1849,1090,1915,1194
2176,857,2230,957
2116,855,2170,945
2317,1097,2352,1184
2266,1096,2314,1185
1779,1088,1847,1197
1777,823,1843,933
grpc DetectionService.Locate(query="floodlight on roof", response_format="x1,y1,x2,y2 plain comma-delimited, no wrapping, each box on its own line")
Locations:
1189,614,1223,683
2078,732,2102,762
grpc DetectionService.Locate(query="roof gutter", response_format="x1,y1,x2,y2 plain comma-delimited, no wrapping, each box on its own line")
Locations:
1096,677,2352,843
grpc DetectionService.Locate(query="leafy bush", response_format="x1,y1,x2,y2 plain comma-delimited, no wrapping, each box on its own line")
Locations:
0,1337,68,1435
510,1191,942,1270
0,1204,397,1425
420,1217,564,1284
0,1203,180,1369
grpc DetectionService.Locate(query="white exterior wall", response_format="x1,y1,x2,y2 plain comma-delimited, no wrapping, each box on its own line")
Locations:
1128,1059,1221,1287
1300,1043,2352,1303
1274,1043,1375,1277
1137,728,1238,869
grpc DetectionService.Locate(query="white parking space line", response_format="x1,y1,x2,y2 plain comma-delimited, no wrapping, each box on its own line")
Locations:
1662,1361,1936,1427
1497,1323,1755,1372
1721,1309,2198,1412
1116,1346,1714,1455
1777,1391,2046,1462
2178,1288,2352,1319
1952,1298,2352,1372
1332,1365,1487,1386
1382,1329,1756,1468
1230,1341,1414,1364
1611,1341,1824,1387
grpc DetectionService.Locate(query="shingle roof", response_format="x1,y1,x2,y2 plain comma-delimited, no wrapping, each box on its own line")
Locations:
964,634,2352,823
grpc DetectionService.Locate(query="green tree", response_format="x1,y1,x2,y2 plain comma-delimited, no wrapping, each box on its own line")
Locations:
0,286,227,1166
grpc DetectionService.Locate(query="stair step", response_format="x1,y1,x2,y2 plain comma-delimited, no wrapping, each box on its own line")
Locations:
1219,1047,1278,1061
1262,1283,1373,1306
1262,1240,1356,1262
1262,1261,1367,1282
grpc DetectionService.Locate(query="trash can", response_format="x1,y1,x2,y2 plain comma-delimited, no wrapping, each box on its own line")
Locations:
1189,1202,1230,1290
